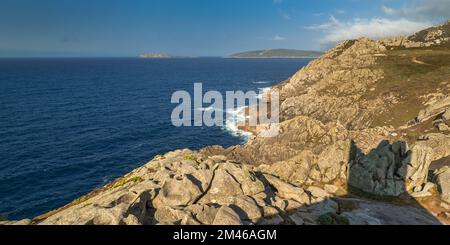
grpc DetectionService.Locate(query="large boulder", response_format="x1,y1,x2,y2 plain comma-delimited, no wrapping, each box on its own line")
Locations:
259,151,314,186
186,204,220,225
348,141,406,196
197,168,244,205
198,162,265,205
152,176,203,209
415,133,450,162
433,166,450,203
417,96,450,122
402,145,434,191
229,195,262,223
442,108,450,121
212,206,243,225
316,142,351,183
348,141,433,196
307,186,331,199
154,206,192,225
220,162,266,196
263,174,309,204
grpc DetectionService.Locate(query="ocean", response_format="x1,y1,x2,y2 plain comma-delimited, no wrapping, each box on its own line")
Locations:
0,57,312,220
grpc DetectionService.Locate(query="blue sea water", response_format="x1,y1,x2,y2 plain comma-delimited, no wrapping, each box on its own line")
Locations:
0,58,311,220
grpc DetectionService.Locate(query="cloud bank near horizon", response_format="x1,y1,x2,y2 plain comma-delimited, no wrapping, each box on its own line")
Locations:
306,17,432,47
305,0,448,49
381,0,450,20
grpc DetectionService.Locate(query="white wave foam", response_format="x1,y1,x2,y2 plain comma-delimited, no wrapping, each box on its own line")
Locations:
253,81,270,84
223,106,252,139
256,87,271,99
195,106,221,112
194,106,250,139
222,87,272,140
193,87,273,141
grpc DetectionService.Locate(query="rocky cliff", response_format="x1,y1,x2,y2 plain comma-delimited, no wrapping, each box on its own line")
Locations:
4,21,450,226
229,49,323,58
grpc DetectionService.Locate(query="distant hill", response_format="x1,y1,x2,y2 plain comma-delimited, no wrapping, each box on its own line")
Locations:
139,53,175,58
229,49,323,58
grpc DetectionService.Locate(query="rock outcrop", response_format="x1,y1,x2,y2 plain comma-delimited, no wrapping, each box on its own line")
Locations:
30,149,440,225
32,150,333,225
434,167,450,203
348,141,433,196
4,21,449,226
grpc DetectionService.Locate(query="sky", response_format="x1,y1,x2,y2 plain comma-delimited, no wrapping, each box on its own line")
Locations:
0,0,449,57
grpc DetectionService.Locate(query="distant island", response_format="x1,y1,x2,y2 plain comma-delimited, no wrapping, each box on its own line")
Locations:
139,53,175,58
229,49,323,58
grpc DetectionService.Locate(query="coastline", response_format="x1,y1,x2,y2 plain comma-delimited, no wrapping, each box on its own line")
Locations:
29,74,278,224
1,57,312,221
225,56,319,59
10,21,450,225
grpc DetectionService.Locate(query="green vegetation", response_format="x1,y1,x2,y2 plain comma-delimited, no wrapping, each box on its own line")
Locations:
153,154,164,160
318,212,350,225
369,47,450,128
71,195,91,206
81,203,92,208
110,176,144,189
0,214,6,221
128,176,144,183
183,154,198,161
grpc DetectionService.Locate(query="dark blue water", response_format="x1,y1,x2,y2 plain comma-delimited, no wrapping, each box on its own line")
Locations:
0,58,311,219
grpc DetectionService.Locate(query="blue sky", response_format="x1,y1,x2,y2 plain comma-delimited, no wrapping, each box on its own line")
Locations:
0,0,449,57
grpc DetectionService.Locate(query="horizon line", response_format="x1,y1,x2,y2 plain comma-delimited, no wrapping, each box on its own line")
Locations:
0,56,319,59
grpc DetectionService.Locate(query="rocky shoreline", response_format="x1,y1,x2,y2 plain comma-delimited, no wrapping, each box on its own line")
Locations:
3,21,450,225
27,149,442,225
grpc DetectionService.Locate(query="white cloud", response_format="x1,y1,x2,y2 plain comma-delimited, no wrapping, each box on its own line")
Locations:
278,10,291,20
335,9,345,15
381,0,450,19
305,15,341,31
271,35,286,41
306,16,432,47
313,13,325,17
305,0,448,49
380,6,396,16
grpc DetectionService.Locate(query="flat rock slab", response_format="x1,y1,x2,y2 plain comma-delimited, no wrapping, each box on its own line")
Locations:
334,197,441,225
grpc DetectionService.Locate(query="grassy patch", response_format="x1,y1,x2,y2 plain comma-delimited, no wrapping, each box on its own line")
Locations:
153,154,164,160
368,48,450,128
81,203,92,208
128,176,144,183
0,214,6,221
318,212,350,225
71,195,91,206
183,154,197,161
109,176,144,189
